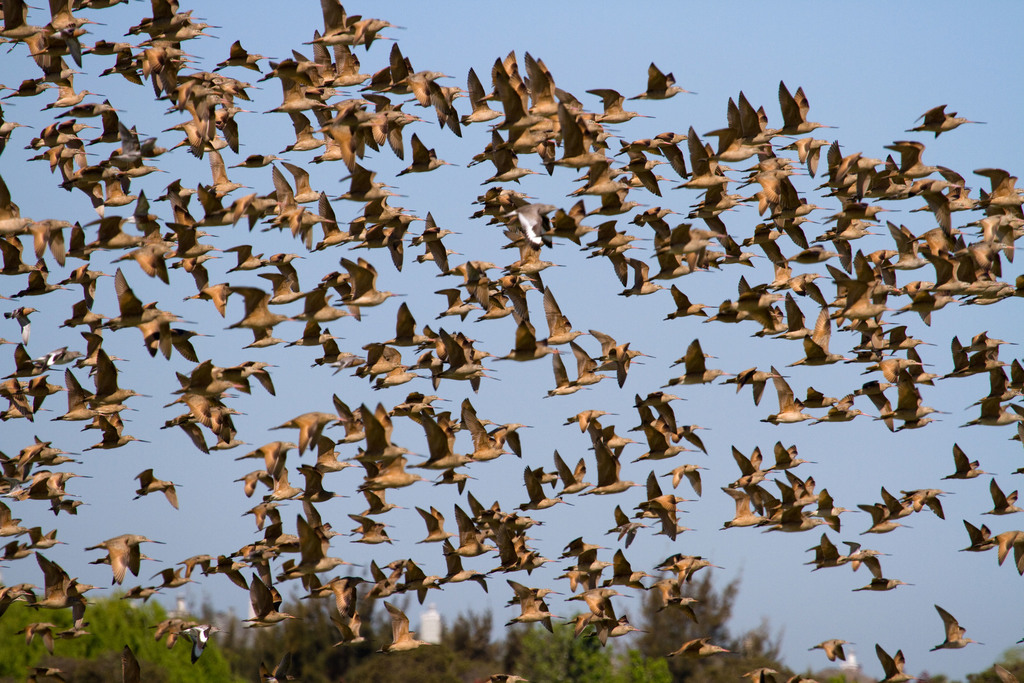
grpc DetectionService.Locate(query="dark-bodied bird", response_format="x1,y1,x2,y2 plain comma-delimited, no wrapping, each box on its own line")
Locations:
908,104,982,137
631,63,692,100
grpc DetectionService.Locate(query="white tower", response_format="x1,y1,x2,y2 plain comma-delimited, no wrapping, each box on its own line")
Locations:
419,604,442,644
841,648,861,674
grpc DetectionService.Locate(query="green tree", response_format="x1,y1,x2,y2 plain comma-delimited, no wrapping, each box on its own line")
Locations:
228,591,381,683
223,594,510,683
344,645,466,683
442,608,504,681
508,620,616,683
0,596,239,683
967,647,1024,683
616,650,673,683
634,572,788,683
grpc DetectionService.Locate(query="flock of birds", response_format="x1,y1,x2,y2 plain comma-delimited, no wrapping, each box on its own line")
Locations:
0,0,1023,681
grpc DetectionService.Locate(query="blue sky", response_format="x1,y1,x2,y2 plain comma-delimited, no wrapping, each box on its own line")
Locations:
2,1,1024,679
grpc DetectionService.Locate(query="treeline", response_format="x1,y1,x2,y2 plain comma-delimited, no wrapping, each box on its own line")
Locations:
0,574,779,682
0,574,1020,682
225,572,787,683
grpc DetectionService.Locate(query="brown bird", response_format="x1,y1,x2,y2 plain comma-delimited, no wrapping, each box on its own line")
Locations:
666,338,727,386
985,479,1023,516
380,601,431,652
133,469,179,509
414,506,453,544
245,574,296,627
106,268,180,331
122,645,141,683
777,82,831,136
399,133,452,175
461,67,501,125
961,520,995,553
505,580,554,632
582,432,637,496
520,465,566,511
227,286,292,345
875,644,913,683
588,88,648,124
552,450,591,496
272,411,339,454
631,62,692,100
590,329,649,388
943,444,987,480
809,638,849,662
762,367,814,424
667,637,730,658
85,534,162,585
931,605,980,650
908,104,982,137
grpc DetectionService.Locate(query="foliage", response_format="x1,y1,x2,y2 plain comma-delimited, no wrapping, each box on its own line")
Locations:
0,596,238,683
196,571,782,682
222,592,381,683
616,650,673,683
634,573,788,682
344,645,466,683
967,647,1024,683
509,621,617,683
441,608,505,681
442,608,498,662
217,595,511,683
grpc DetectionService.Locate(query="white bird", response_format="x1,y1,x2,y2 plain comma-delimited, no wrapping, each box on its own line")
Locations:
507,204,556,249
183,624,220,664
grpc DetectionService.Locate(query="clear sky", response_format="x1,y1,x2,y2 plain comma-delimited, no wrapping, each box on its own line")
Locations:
2,1,1023,680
